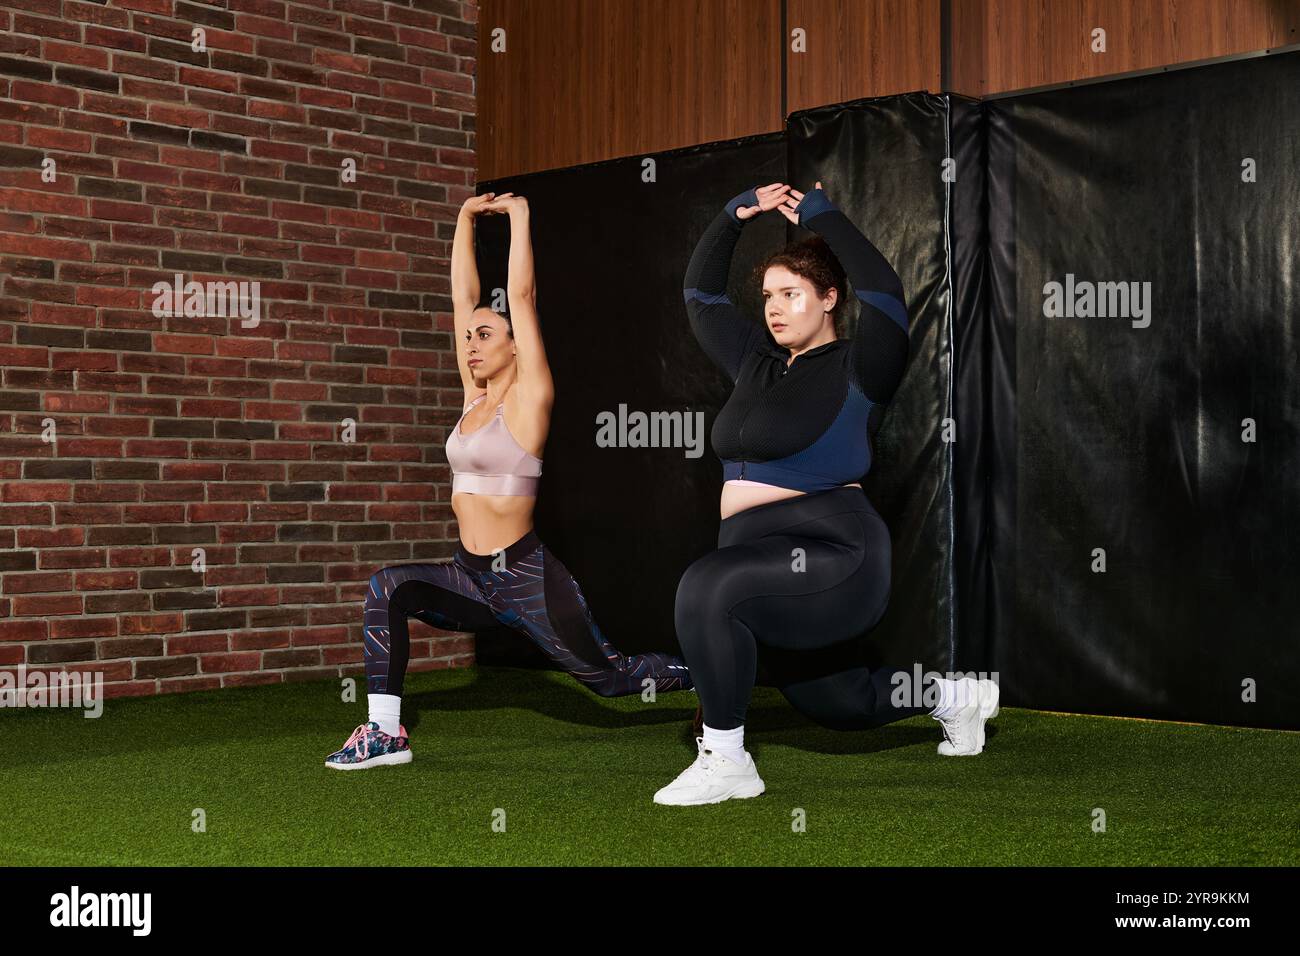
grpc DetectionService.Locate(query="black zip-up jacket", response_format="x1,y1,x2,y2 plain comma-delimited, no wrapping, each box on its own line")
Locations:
681,187,909,492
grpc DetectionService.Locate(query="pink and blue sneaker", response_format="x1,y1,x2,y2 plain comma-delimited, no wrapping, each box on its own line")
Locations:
325,721,412,770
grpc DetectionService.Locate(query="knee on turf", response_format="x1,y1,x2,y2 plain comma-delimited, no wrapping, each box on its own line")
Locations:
584,678,624,698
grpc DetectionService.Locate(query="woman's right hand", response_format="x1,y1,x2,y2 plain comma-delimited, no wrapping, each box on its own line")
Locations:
733,182,792,220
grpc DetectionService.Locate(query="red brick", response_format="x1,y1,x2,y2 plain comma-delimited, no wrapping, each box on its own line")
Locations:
146,186,207,209
111,223,175,244
75,286,142,308
160,675,222,693
248,141,308,164
237,13,293,40
84,26,148,53
114,161,181,185
0,213,37,234
0,618,48,642
0,346,47,368
15,527,84,548
0,101,60,125
80,96,150,122
179,66,240,93
30,303,96,325
231,629,291,651
222,671,282,688
135,655,197,679
112,53,176,82
204,30,256,56
132,13,195,43
44,41,110,69
3,571,73,594
13,14,80,42
248,100,304,122
148,104,209,128
167,633,230,655
122,79,185,106
0,34,36,56
49,616,117,639
89,200,153,224
64,1,131,27
0,234,92,260
25,127,94,151
381,81,432,106
190,85,242,111
179,170,240,191
0,189,84,215
263,648,321,669
9,80,78,108
199,652,262,673
114,0,172,15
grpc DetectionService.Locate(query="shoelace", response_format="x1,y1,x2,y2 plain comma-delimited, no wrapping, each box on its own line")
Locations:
691,737,718,777
340,723,370,758
941,710,971,749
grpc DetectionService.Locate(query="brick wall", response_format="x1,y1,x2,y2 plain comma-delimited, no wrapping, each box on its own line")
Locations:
0,0,479,697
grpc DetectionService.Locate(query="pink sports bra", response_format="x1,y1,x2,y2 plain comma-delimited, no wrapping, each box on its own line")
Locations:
445,394,543,496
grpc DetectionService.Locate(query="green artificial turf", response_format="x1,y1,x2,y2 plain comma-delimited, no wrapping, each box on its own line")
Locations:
2,665,1296,866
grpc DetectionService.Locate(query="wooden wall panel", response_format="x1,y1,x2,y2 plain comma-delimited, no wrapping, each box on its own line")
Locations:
478,0,783,181
951,0,1300,97
478,1,1300,180
785,0,942,112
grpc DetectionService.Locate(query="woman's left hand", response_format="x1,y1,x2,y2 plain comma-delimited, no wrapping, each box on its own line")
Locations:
777,180,824,225
482,192,529,215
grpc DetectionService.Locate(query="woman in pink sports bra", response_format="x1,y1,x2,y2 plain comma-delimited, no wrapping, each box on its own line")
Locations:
325,191,692,770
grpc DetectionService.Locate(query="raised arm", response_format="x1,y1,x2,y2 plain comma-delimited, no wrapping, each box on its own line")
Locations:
793,185,909,408
683,184,788,381
452,195,490,409
495,196,553,408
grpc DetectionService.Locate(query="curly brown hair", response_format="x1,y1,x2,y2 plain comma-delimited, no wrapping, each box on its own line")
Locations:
752,235,849,334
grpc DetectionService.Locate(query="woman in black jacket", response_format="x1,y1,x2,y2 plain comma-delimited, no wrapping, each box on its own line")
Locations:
654,182,998,806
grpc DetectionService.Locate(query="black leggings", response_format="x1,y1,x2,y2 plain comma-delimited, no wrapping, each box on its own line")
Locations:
364,530,692,699
675,485,931,731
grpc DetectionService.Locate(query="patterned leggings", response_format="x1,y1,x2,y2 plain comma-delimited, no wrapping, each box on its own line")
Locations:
363,529,692,698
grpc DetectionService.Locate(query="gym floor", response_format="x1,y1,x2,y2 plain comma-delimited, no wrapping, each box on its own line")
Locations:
5,667,1295,866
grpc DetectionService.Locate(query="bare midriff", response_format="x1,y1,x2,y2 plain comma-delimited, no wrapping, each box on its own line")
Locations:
452,493,536,555
720,479,862,521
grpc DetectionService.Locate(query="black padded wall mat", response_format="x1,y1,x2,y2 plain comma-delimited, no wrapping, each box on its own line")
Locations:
946,95,993,676
786,93,963,677
986,51,1300,729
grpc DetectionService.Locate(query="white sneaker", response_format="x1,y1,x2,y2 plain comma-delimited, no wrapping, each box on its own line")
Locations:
653,737,766,806
933,678,1000,756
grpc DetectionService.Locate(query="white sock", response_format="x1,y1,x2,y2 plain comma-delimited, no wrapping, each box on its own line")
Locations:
368,693,402,737
702,723,746,765
928,677,973,719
